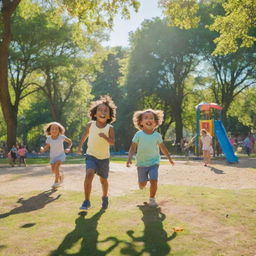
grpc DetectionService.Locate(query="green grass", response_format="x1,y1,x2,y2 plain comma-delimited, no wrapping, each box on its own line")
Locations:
0,185,255,256
0,156,175,165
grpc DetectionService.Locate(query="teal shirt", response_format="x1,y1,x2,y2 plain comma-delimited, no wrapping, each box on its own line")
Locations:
132,130,163,167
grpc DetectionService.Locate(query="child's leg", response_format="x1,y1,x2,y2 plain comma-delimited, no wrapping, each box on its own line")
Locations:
138,181,147,189
11,156,15,166
99,177,108,197
149,179,158,198
84,169,95,200
55,161,62,183
51,161,61,183
207,151,211,164
148,165,159,199
203,150,207,165
137,166,148,189
51,164,58,183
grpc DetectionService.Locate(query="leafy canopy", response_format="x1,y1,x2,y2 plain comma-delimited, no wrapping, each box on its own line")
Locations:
160,0,256,55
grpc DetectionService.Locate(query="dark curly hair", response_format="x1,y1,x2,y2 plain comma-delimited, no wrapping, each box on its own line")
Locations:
133,109,164,130
88,95,117,123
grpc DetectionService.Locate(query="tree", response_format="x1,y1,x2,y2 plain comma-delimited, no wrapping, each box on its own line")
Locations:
8,6,103,145
91,47,126,105
124,18,199,144
0,0,21,149
208,49,256,124
228,88,256,133
0,0,140,149
160,0,256,55
91,47,129,150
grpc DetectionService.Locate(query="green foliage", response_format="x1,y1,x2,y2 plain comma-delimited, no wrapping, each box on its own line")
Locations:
160,0,200,29
228,88,256,132
91,47,127,105
209,0,256,55
225,116,251,136
161,0,256,55
123,18,200,143
0,0,141,149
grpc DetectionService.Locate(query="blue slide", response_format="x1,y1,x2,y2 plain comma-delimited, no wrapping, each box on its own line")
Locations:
214,120,238,163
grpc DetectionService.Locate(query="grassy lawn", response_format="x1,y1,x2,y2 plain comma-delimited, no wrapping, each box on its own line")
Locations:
0,156,175,165
0,185,255,256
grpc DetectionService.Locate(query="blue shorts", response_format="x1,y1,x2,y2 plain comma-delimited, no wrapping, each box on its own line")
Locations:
137,164,159,183
50,153,66,164
85,154,109,179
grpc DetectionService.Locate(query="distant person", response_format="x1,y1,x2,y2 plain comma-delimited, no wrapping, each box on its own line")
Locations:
18,145,27,167
229,135,237,152
126,109,174,207
200,129,213,166
40,122,72,189
7,151,12,166
243,135,252,156
249,133,255,153
77,95,116,211
10,145,18,167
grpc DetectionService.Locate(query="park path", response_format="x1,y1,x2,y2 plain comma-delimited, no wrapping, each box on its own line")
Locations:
0,158,256,196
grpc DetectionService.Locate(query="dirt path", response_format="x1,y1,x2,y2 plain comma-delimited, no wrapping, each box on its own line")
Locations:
0,158,255,196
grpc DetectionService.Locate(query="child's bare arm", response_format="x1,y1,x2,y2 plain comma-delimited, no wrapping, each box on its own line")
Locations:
159,143,174,165
126,142,137,167
98,127,115,145
77,123,91,154
40,144,50,153
64,137,72,153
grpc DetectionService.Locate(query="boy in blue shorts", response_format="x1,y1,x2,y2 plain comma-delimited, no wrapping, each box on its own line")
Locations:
126,109,174,207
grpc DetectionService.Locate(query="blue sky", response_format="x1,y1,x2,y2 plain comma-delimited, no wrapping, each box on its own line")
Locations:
105,0,163,47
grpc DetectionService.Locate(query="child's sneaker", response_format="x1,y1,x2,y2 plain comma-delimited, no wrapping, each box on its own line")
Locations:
52,183,60,189
102,196,109,209
148,198,158,207
80,200,91,210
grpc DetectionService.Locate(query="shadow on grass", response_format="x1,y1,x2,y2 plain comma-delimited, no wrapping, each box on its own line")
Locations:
121,203,176,256
0,245,7,251
51,209,120,256
210,167,225,174
0,189,61,219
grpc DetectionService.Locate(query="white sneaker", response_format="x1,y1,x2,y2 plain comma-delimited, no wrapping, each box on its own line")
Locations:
148,198,158,207
52,183,60,189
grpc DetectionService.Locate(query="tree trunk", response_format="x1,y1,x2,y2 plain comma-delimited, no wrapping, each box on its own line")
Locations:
0,1,20,149
174,112,183,146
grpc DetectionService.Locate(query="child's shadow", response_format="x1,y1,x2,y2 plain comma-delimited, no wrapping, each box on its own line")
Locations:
122,203,176,256
51,209,119,256
0,189,61,219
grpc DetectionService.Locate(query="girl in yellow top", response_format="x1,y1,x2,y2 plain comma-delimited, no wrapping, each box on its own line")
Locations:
77,95,116,210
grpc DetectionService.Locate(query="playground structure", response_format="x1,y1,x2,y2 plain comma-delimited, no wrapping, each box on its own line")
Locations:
195,102,238,163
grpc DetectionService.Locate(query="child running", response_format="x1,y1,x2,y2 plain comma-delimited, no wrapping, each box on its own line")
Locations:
126,109,174,207
18,145,27,167
200,128,213,166
77,95,116,210
40,122,72,189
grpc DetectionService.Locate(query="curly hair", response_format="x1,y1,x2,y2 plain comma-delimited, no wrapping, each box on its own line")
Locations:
44,122,65,136
133,109,164,130
88,95,117,123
